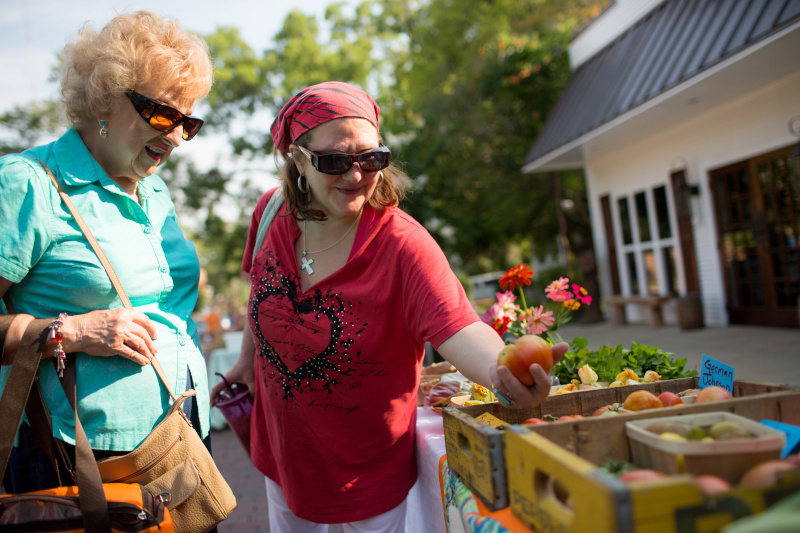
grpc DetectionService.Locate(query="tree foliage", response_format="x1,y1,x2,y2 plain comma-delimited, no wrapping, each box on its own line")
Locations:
0,101,66,155
1,0,609,309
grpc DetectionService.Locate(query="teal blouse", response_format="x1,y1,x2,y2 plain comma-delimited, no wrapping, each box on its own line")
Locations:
0,128,209,450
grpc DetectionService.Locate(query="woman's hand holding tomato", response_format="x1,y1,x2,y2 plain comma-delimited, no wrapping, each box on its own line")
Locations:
490,335,568,409
497,335,554,386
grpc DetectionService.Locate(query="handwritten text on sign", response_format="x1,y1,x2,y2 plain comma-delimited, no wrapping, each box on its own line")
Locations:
700,354,734,393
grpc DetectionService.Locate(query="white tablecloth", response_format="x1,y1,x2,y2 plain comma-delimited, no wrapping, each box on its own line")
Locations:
406,407,450,533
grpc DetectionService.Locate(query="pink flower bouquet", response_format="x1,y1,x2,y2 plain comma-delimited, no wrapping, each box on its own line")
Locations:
479,263,592,344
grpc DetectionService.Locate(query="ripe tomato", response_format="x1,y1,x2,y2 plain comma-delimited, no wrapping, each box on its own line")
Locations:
497,335,554,387
619,469,668,483
657,391,683,407
557,415,585,421
695,386,733,403
694,475,731,495
521,417,549,425
623,390,663,411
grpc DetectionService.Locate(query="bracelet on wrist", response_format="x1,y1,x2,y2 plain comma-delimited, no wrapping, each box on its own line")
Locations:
49,313,67,378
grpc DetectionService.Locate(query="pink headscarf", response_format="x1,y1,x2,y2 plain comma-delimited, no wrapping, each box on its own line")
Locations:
270,81,380,153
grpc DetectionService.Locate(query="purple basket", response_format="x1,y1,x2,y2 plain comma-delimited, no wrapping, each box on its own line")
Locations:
214,373,253,454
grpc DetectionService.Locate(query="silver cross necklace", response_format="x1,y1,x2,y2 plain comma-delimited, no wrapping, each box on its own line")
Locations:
300,214,361,275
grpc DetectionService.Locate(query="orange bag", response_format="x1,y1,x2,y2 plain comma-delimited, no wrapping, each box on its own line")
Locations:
0,483,173,532
0,319,175,533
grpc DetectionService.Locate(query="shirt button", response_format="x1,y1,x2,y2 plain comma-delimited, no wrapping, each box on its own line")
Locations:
143,225,153,234
160,266,168,273
179,338,187,346
163,304,172,311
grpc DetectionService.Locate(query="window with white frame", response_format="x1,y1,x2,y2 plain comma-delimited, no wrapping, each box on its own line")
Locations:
616,185,679,296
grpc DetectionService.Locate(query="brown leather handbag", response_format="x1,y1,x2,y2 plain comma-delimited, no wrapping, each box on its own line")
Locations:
19,159,237,533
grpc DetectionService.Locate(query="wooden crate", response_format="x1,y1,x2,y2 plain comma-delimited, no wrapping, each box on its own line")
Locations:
505,390,800,533
442,378,798,511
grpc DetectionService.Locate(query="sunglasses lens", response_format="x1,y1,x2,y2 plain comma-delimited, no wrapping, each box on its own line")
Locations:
128,91,203,140
317,155,353,174
359,151,390,172
181,118,204,140
315,150,390,174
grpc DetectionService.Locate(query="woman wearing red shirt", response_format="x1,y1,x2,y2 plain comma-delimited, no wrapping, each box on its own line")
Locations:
212,81,567,533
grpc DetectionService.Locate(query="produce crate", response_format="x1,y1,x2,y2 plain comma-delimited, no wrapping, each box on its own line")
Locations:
442,378,798,511
505,390,800,533
626,412,786,483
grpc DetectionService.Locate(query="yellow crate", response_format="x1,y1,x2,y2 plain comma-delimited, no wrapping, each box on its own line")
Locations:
505,390,800,533
442,378,798,511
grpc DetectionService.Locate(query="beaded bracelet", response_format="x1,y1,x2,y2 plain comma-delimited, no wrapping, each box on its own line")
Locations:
49,313,67,378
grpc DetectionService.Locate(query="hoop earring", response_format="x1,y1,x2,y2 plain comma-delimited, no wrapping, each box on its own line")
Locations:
99,120,108,139
297,175,309,193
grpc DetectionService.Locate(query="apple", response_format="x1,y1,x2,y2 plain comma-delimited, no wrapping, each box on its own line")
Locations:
658,391,684,407
497,335,554,387
695,386,733,403
623,390,664,411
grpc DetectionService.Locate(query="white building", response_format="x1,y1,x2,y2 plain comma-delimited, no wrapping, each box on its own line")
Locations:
523,0,800,328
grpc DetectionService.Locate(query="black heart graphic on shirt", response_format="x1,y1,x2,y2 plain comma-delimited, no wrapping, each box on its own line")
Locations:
249,255,366,400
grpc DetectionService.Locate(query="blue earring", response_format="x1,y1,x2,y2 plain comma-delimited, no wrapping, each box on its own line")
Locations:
99,120,107,139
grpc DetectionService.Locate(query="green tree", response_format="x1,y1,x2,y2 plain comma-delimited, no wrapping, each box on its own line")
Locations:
0,101,65,155
392,0,605,274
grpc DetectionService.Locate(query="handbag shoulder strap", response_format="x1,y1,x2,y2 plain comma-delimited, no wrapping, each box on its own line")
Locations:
0,317,49,480
33,157,177,402
33,157,131,309
0,318,112,533
252,187,284,269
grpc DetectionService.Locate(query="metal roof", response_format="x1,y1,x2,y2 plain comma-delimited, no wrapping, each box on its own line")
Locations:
523,0,800,171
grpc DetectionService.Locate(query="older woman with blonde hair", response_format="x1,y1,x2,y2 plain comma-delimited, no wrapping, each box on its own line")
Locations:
0,10,214,496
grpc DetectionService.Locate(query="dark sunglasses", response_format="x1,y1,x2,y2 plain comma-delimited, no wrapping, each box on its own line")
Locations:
297,144,391,175
126,90,204,141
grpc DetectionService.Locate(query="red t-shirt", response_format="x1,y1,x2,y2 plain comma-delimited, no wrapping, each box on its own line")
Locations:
242,189,478,522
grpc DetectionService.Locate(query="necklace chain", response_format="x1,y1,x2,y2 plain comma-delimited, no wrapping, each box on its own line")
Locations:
300,215,361,276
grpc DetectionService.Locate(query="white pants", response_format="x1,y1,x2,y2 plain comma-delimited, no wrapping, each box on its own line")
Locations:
265,477,407,533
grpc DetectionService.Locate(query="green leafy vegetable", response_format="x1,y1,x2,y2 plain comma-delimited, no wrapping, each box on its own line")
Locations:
599,458,639,475
552,337,698,385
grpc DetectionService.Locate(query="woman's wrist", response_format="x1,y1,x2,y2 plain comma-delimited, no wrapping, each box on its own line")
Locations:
58,314,82,354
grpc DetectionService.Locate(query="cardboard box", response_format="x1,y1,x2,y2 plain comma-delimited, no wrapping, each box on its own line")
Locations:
505,391,800,533
626,412,786,483
442,378,798,511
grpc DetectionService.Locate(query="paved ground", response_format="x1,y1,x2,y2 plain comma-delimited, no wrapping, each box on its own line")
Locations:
211,321,800,532
558,322,800,386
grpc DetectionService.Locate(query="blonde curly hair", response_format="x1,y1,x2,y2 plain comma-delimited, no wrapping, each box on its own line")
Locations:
60,11,213,127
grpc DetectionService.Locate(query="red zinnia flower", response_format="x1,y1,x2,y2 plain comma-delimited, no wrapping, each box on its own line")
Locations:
499,263,534,292
491,316,512,336
572,283,592,305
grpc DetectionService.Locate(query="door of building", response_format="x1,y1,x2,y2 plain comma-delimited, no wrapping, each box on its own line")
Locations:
709,145,800,327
